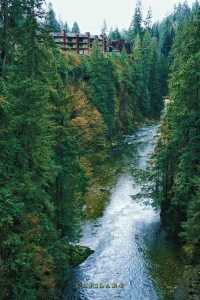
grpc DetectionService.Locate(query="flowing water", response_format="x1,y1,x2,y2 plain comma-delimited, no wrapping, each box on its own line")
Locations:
64,125,183,300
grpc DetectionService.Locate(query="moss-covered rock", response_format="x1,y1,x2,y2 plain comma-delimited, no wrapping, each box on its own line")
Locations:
69,245,94,267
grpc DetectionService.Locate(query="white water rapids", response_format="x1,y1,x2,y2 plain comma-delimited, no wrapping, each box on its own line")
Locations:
64,126,163,300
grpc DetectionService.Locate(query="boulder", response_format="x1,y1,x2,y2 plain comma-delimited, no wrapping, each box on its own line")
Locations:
69,245,94,267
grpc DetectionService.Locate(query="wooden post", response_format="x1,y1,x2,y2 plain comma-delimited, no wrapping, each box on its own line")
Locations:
76,33,79,54
63,30,67,51
103,34,107,53
86,32,90,54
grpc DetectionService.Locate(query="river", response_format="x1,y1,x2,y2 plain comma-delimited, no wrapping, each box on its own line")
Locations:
64,125,183,300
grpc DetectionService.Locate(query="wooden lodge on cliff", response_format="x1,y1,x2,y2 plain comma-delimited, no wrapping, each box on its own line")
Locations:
52,31,131,55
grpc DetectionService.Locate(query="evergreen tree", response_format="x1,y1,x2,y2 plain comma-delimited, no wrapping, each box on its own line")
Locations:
2,0,194,297
148,38,163,116
0,0,10,73
155,12,200,247
131,31,162,118
113,51,140,133
0,1,81,297
129,0,143,41
160,18,175,57
131,35,149,116
173,1,191,25
151,23,160,40
109,27,121,40
64,21,70,32
71,21,80,34
144,7,153,31
0,0,25,74
192,0,200,13
46,2,61,32
101,19,108,35
86,45,116,138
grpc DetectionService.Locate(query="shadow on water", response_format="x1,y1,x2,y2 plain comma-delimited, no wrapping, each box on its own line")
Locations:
63,125,183,300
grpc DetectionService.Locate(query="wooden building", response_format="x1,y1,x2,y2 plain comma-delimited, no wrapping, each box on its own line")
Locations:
52,31,131,55
52,31,108,54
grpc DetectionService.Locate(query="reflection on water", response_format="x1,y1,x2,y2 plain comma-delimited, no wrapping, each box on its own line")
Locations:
64,125,182,300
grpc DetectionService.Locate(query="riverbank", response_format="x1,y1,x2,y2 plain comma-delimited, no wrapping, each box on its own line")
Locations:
63,125,185,300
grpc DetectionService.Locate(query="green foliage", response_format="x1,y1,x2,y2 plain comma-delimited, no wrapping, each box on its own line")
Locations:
0,1,85,297
64,22,70,33
71,21,80,34
131,33,163,119
144,7,153,31
154,11,200,254
0,0,166,298
129,0,143,40
0,60,63,299
112,50,140,133
109,27,122,40
46,2,61,32
85,45,117,138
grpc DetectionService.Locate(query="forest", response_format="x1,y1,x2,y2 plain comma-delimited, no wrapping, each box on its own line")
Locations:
0,0,199,299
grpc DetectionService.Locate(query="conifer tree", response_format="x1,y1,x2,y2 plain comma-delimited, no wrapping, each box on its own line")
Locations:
46,2,61,32
86,45,116,138
72,21,80,33
109,27,121,40
64,21,70,32
101,19,108,35
155,12,200,246
144,7,153,31
129,0,143,41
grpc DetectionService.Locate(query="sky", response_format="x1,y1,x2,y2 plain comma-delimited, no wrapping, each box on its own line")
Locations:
49,0,194,34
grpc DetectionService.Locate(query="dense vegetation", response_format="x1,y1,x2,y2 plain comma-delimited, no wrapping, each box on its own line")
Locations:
0,0,165,298
153,2,200,297
0,0,199,298
155,9,200,247
154,1,200,248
